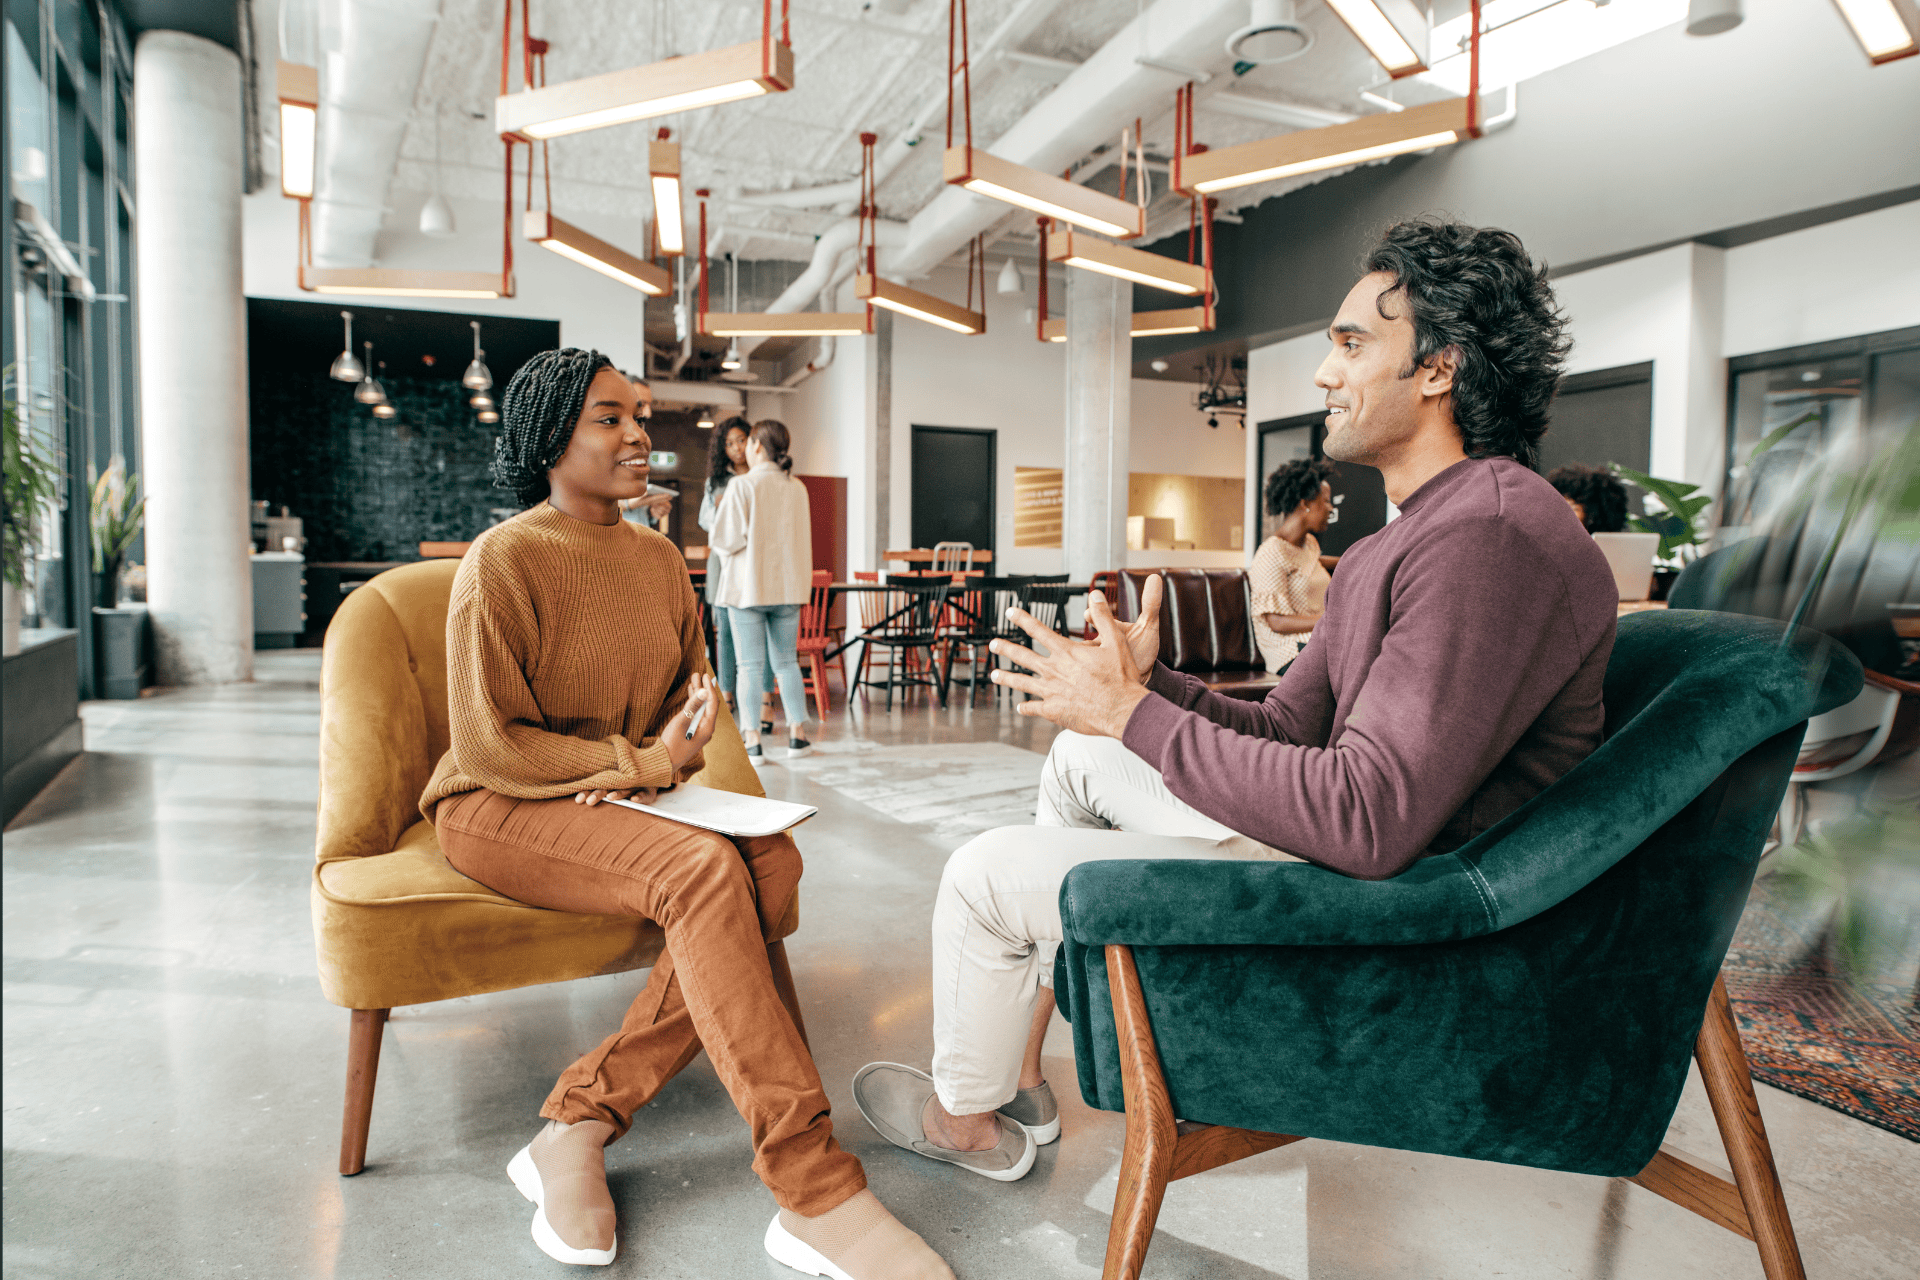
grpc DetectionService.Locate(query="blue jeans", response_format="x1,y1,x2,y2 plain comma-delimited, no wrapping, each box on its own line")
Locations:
729,603,810,733
714,606,777,704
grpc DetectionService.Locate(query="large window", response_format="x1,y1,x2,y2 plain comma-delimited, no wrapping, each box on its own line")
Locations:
6,0,138,695
1723,325,1920,532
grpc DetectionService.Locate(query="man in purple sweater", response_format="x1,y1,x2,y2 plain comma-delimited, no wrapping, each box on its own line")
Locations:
851,220,1619,1181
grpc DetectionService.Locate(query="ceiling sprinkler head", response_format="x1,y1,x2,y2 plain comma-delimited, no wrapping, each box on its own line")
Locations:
1225,0,1314,65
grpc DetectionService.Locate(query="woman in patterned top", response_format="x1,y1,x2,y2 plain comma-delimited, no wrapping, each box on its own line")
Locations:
1251,459,1336,673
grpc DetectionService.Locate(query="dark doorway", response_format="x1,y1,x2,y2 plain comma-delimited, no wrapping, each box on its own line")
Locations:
1255,413,1389,557
911,425,996,553
1541,362,1653,515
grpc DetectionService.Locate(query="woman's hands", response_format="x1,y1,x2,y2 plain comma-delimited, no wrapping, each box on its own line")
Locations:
576,786,658,807
664,672,719,776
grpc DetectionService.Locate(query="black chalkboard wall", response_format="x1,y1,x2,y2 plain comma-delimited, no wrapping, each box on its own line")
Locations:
247,298,562,563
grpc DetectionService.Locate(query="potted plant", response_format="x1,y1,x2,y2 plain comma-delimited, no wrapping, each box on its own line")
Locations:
90,456,144,608
3,385,62,657
1609,463,1713,600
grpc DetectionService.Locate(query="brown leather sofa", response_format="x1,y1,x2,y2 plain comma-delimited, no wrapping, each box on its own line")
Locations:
1116,568,1282,701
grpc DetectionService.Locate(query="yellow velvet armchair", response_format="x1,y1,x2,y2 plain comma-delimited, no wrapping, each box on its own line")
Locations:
312,559,803,1175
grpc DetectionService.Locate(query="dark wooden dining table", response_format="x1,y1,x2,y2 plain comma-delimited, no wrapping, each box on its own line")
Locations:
821,580,1092,663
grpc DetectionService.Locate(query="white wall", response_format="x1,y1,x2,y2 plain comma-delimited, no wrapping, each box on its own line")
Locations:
1243,200,1920,540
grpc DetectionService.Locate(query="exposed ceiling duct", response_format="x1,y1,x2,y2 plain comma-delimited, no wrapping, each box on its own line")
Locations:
308,0,441,268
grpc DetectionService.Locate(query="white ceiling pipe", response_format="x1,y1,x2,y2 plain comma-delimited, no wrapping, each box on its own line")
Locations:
735,217,908,358
309,0,441,268
863,0,1251,289
737,0,1066,212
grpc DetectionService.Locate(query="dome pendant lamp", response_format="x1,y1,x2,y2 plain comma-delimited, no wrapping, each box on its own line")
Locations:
463,321,493,390
1226,0,1315,65
419,105,456,236
328,310,365,381
354,342,388,406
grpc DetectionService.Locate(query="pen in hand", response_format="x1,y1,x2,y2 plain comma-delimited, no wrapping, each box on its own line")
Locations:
684,691,706,740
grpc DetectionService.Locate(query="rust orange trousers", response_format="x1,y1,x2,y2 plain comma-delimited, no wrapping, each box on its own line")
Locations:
436,788,866,1216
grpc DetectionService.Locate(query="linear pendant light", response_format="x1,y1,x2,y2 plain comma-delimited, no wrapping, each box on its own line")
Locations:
1046,227,1209,296
304,268,508,299
1040,307,1214,341
1174,95,1476,195
277,60,318,199
497,40,795,141
700,313,872,337
856,274,986,335
650,134,685,255
1321,0,1430,77
943,147,1144,239
1831,0,1920,63
524,210,670,295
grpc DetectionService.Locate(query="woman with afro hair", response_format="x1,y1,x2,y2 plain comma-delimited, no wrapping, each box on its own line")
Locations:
423,349,952,1278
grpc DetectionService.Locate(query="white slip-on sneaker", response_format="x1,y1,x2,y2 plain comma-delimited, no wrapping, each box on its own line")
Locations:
764,1214,854,1280
850,1062,1036,1182
507,1143,617,1266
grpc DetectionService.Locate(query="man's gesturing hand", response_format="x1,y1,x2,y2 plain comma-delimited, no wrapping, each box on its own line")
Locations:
989,590,1152,738
1120,574,1164,682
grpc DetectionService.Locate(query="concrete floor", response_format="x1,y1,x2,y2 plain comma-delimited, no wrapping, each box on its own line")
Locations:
4,650,1916,1280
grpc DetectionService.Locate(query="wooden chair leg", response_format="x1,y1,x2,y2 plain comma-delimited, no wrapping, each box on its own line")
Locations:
1697,975,1807,1280
767,940,811,1051
339,1007,389,1176
1103,945,1179,1280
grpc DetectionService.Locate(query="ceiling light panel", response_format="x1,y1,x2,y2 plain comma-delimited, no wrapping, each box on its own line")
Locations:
856,275,986,335
943,147,1144,240
650,140,685,255
1046,229,1209,297
524,211,670,295
1831,0,1920,62
305,268,507,299
497,41,794,141
1420,0,1686,95
1175,96,1475,195
1322,0,1430,77
277,60,318,200
700,313,872,337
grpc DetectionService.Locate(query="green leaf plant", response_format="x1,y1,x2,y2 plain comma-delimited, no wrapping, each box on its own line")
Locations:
3,377,64,592
89,456,144,608
1609,463,1714,566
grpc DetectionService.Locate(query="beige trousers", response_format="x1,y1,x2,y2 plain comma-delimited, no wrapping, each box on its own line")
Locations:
929,730,1298,1115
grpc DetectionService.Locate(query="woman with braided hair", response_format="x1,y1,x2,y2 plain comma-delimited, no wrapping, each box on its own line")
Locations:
1250,458,1335,673
425,349,952,1278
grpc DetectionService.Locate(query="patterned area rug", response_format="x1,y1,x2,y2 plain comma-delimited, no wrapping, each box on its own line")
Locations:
1723,876,1920,1141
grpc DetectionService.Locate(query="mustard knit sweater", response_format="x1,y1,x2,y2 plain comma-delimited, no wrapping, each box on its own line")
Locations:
420,502,706,817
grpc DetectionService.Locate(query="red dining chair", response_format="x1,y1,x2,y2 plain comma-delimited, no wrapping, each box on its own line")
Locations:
796,569,843,720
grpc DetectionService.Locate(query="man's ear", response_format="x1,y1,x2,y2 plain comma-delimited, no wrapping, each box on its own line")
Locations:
1418,344,1460,401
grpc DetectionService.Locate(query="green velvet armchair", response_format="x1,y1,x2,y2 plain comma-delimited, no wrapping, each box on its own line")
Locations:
1055,611,1863,1280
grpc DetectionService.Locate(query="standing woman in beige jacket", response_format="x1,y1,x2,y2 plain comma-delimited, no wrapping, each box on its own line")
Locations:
711,420,814,763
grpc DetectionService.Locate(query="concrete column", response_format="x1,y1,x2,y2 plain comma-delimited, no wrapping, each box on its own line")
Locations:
135,32,252,684
862,309,894,571
1063,270,1131,582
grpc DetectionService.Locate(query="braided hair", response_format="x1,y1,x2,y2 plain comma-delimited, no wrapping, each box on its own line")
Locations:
1265,458,1334,518
707,416,749,499
490,347,612,506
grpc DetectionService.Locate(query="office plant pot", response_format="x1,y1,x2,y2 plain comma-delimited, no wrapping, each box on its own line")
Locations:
93,606,148,699
1649,568,1679,602
3,581,19,657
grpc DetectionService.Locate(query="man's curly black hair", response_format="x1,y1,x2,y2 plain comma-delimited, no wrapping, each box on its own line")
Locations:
1546,463,1629,534
1265,458,1335,519
1363,218,1570,471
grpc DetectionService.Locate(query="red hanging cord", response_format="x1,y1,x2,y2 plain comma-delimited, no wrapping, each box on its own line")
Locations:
502,138,515,286
857,132,878,278
945,0,973,152
696,190,710,319
1466,0,1483,138
1035,217,1049,342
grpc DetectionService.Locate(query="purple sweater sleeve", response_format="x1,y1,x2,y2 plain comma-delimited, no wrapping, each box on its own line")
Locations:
1141,612,1337,746
1121,516,1592,879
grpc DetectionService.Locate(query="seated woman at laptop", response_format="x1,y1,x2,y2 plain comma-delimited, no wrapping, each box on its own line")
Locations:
1251,459,1336,673
423,348,950,1279
1547,463,1629,534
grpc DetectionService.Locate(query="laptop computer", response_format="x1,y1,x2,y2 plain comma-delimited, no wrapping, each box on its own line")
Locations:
1591,532,1661,602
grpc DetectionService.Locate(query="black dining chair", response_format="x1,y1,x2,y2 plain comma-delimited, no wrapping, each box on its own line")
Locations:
857,578,954,710
940,576,1027,705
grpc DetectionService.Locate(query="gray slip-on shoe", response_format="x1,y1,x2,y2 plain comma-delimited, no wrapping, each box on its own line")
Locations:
851,1062,1036,1182
996,1081,1059,1144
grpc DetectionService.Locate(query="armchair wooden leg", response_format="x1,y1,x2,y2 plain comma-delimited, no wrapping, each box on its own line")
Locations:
1697,975,1807,1280
767,940,811,1051
339,1007,389,1176
1104,945,1177,1280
